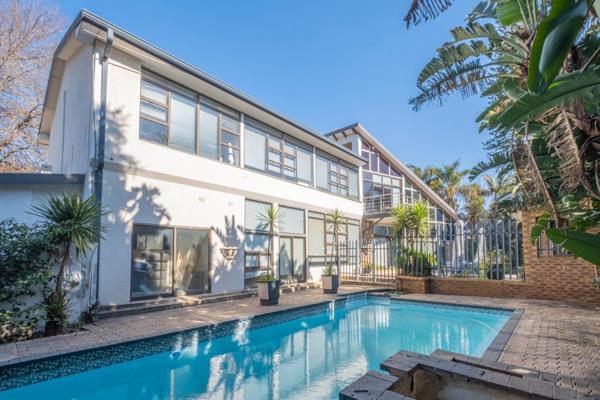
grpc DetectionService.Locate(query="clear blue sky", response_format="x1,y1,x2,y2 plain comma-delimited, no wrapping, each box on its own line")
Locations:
54,0,488,170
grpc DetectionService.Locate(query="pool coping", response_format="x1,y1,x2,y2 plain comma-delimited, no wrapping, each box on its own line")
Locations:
0,290,521,392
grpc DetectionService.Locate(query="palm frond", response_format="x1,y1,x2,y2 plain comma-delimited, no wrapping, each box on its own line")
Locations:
411,60,493,110
469,151,513,180
404,0,453,28
445,22,528,55
417,41,522,87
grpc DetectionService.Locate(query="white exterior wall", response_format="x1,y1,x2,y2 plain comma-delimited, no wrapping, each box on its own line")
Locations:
85,47,363,305
0,184,82,225
47,46,94,175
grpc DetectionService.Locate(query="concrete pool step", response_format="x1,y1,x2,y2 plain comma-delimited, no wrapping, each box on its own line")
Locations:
341,349,592,400
92,281,320,320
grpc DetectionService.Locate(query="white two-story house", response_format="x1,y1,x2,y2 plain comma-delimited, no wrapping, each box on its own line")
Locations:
22,11,455,308
38,11,364,306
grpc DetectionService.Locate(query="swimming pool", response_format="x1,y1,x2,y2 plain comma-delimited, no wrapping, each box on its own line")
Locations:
0,295,511,400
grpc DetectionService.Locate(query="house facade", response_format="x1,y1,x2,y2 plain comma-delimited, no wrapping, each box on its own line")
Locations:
326,123,457,240
27,11,455,307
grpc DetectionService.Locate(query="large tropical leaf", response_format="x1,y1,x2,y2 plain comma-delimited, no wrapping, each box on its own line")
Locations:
496,0,540,28
493,68,600,128
545,228,600,265
528,0,592,93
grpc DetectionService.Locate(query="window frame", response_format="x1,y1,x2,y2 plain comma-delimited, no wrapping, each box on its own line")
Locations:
130,222,212,301
139,71,242,167
244,119,314,186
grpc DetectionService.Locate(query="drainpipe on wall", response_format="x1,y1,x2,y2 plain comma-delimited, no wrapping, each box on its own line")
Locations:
93,27,114,306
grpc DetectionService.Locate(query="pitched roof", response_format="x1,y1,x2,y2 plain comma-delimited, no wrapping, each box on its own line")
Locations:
327,123,458,220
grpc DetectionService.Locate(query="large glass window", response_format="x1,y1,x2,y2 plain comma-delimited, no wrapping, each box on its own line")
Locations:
139,79,169,145
316,154,358,199
316,156,328,189
279,206,305,235
245,200,270,232
244,200,272,288
170,93,196,152
174,228,210,294
139,73,241,167
220,113,240,165
131,225,173,299
199,104,219,159
244,124,267,171
296,146,313,184
245,121,315,186
131,225,211,299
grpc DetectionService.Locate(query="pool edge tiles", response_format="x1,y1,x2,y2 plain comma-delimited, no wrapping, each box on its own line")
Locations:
0,293,518,392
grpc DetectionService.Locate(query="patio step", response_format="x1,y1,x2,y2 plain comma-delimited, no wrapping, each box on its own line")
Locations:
91,282,320,321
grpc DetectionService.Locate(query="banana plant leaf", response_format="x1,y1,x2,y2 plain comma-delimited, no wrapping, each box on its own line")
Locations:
528,0,592,94
531,213,600,265
544,228,600,266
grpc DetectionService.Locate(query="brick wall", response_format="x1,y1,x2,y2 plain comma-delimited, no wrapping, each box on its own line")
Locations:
396,211,600,305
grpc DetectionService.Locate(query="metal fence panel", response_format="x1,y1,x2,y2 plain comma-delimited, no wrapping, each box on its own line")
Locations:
338,219,523,285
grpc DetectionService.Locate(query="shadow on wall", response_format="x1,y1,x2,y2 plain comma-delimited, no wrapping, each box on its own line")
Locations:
212,215,245,290
96,108,172,305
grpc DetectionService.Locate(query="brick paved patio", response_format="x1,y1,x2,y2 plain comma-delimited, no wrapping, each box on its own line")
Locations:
402,294,600,398
1,289,599,398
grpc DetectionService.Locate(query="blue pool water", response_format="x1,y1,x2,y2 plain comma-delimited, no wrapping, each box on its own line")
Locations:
0,297,510,400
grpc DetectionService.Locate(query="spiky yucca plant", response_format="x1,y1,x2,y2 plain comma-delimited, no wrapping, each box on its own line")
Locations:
257,205,284,281
31,193,106,335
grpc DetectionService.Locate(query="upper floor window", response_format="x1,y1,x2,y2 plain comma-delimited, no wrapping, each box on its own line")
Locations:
139,73,240,166
316,154,359,200
244,121,313,186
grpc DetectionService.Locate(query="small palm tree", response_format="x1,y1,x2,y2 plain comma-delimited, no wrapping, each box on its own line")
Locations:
257,205,284,280
409,201,430,238
326,208,344,273
31,193,106,335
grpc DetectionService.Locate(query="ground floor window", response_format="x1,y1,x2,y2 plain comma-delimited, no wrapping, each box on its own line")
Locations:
308,212,360,269
131,224,210,300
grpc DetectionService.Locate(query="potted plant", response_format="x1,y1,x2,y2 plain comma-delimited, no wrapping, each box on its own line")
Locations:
321,264,339,294
323,208,343,294
257,270,280,305
256,205,284,306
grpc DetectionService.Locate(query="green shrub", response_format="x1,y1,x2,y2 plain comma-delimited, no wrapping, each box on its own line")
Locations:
397,247,434,277
0,219,58,342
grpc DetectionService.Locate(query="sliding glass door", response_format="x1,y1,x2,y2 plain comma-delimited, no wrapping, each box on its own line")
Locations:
131,224,211,300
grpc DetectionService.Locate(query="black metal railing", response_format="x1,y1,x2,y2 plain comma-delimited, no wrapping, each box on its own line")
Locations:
334,219,523,285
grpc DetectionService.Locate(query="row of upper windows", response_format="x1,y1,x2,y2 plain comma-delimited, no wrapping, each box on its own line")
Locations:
138,72,359,200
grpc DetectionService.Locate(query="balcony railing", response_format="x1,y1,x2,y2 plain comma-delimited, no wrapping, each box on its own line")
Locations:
364,193,403,215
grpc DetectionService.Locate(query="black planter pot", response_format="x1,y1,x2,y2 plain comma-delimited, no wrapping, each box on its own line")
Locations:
258,280,280,305
322,275,339,294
